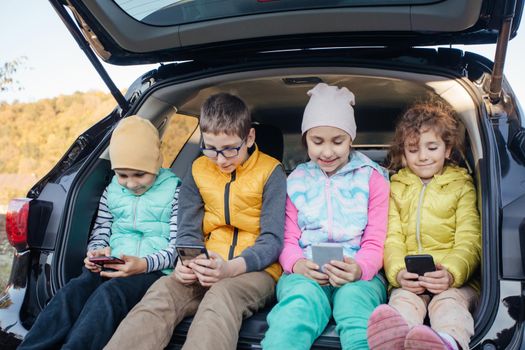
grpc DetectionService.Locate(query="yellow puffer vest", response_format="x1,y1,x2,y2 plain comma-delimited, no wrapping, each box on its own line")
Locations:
192,147,283,281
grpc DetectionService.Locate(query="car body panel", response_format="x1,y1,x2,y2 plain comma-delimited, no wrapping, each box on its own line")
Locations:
58,0,523,64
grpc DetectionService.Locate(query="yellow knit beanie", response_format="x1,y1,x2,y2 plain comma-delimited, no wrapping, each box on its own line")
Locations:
109,115,162,175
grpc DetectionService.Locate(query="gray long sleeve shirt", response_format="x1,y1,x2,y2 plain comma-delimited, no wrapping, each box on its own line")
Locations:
176,165,286,273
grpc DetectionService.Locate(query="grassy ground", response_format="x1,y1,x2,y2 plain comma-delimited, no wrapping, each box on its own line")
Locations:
0,214,14,290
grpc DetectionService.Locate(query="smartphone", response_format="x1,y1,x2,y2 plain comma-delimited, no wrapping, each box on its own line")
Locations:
311,243,344,272
89,256,125,266
176,245,210,266
404,254,436,275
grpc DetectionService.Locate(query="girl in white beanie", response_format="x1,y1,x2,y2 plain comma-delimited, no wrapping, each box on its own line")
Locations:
262,83,390,349
19,116,181,350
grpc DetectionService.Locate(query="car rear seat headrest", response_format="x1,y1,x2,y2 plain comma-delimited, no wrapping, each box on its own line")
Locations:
253,123,284,162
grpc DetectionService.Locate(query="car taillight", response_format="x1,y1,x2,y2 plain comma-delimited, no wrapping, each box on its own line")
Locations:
5,198,32,251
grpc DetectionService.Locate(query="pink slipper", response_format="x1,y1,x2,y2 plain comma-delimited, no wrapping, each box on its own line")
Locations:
367,305,410,350
404,325,456,350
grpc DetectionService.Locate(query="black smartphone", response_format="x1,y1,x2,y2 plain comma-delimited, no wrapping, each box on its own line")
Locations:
176,245,209,266
89,256,125,266
404,254,436,275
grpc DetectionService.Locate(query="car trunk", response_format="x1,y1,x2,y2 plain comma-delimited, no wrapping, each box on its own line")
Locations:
50,0,523,113
42,48,502,348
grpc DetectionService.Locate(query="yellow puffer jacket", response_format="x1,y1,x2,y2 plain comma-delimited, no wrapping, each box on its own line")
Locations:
384,165,481,290
192,147,283,281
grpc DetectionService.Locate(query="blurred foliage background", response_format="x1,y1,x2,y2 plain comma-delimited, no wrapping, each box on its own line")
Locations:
0,90,199,289
0,91,115,203
0,90,115,288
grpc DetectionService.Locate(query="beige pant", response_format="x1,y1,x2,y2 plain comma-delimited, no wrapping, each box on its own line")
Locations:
389,286,478,350
104,271,275,350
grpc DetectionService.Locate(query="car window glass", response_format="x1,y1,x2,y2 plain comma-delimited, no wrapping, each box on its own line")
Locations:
283,133,308,173
160,113,199,168
114,0,440,26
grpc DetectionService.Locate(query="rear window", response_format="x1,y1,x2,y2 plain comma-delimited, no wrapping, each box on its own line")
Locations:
114,0,441,26
160,113,199,167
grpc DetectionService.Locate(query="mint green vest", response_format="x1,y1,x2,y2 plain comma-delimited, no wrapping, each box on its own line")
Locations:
107,168,180,274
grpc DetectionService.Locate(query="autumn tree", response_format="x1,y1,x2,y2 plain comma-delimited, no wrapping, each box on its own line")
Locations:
0,57,27,93
0,90,115,204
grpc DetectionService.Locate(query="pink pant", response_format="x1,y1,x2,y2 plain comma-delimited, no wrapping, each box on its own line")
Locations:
389,286,478,350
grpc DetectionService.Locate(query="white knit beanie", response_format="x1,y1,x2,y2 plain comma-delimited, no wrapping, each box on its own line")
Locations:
301,83,357,140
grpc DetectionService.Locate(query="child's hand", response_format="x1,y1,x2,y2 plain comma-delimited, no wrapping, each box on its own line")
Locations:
99,255,147,278
323,257,362,287
397,269,426,294
84,247,111,273
417,263,454,294
292,259,330,286
189,251,235,287
174,260,198,285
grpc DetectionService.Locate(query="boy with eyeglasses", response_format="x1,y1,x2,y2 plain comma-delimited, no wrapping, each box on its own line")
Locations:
105,93,286,350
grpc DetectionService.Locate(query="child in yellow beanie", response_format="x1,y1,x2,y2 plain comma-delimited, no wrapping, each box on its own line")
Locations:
19,115,181,350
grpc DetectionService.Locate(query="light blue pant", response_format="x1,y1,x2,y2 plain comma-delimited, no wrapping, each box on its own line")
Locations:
262,273,386,350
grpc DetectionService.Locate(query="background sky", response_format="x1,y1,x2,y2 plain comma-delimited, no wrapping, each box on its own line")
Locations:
2,1,525,104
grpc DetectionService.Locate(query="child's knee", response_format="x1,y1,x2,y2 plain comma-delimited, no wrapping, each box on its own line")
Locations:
338,279,386,305
204,281,237,305
337,283,364,300
93,280,126,300
277,274,324,298
428,288,470,312
389,288,427,308
333,285,381,321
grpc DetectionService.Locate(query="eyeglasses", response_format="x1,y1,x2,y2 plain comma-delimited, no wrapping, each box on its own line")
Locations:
200,139,246,159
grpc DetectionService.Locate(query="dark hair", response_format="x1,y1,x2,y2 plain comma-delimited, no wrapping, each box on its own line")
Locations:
301,133,308,149
200,93,251,139
387,98,464,171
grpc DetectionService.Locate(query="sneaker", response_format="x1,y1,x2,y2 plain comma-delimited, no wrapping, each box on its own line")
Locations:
404,325,456,350
367,305,410,350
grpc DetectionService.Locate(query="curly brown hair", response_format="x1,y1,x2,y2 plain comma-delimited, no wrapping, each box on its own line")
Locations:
387,98,464,172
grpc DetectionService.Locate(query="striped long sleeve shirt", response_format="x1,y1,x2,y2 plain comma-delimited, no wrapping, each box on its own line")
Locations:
87,186,180,273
